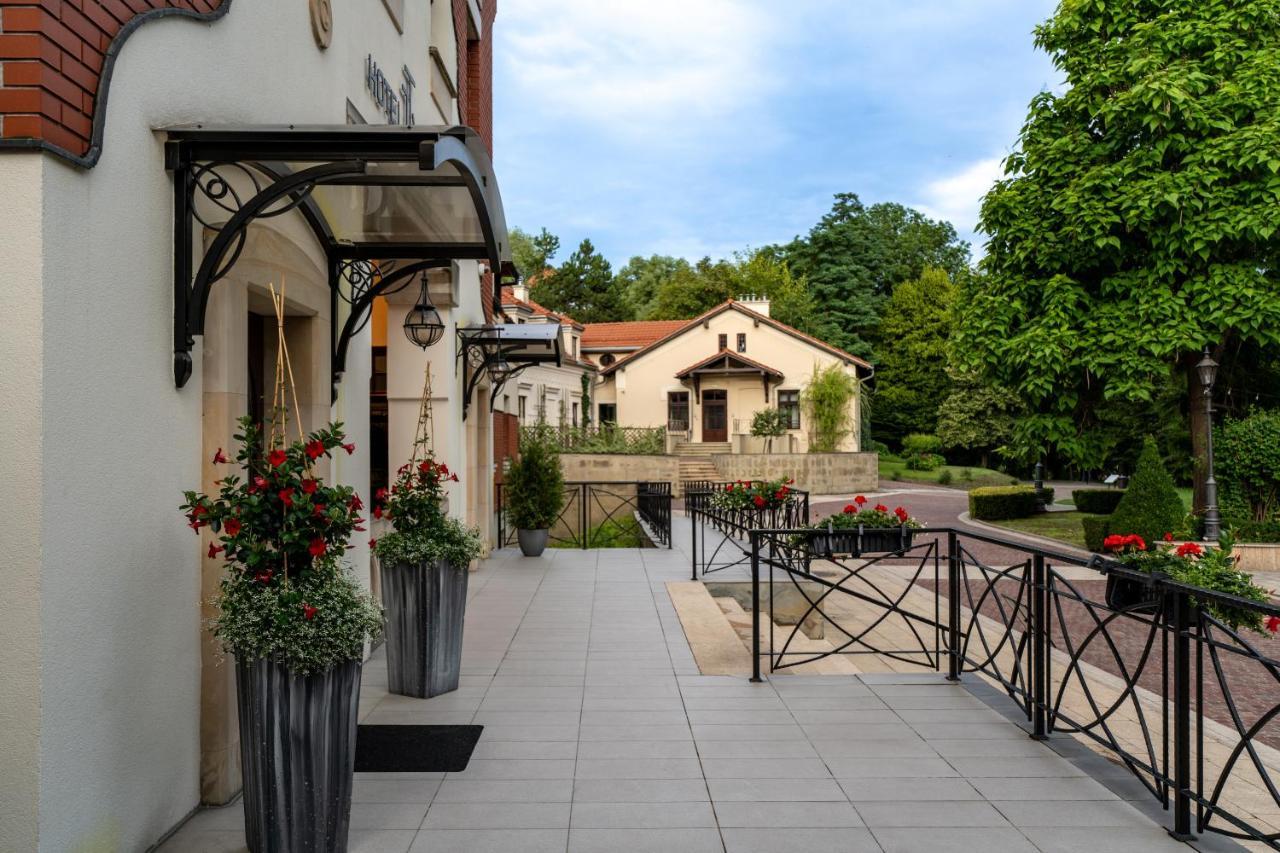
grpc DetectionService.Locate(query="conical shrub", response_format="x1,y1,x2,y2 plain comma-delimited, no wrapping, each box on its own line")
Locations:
1107,437,1186,545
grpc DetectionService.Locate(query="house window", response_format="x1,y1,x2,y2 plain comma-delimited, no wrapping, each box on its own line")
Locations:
667,391,690,432
778,390,801,430
518,396,528,422
737,333,747,353
600,353,616,367
598,403,617,425
718,333,728,351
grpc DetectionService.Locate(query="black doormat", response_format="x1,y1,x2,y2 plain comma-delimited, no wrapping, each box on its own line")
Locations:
354,725,484,773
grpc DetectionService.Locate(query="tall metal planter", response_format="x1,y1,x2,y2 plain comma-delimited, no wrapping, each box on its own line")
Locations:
381,558,468,698
235,657,362,853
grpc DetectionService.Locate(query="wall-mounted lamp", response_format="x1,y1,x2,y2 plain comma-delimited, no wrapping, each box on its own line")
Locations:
403,272,445,349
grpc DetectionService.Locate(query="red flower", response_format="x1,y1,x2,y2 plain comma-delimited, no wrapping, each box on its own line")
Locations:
305,440,325,460
278,488,294,508
1266,616,1280,634
349,495,364,511
450,474,459,482
369,538,378,549
254,569,274,584
268,449,288,467
725,485,733,493
1124,534,1147,551
301,478,318,495
419,460,432,473
308,537,326,558
254,475,268,491
440,463,450,476
1164,532,1175,542
212,448,228,464
874,504,889,513
302,603,318,620
375,488,389,501
313,504,327,518
208,542,224,558
894,507,910,522
855,495,867,505
753,495,766,508
373,506,383,520
342,442,355,455
1175,542,1204,558
224,517,242,537
844,504,857,514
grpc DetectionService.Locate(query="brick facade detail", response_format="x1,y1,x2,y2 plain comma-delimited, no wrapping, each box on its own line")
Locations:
0,0,230,165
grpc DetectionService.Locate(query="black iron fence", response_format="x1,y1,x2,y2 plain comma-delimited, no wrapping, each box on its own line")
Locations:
495,481,673,549
736,525,1280,848
685,485,810,578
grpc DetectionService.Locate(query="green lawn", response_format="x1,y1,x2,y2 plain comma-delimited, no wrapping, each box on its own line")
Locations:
878,455,1017,490
987,511,1105,550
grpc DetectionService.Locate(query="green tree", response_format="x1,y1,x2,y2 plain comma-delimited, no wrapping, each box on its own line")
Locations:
958,0,1280,510
935,370,1021,470
649,257,736,319
802,363,860,453
615,255,691,320
509,226,561,281
784,194,970,357
872,267,956,445
1108,438,1186,545
531,238,625,324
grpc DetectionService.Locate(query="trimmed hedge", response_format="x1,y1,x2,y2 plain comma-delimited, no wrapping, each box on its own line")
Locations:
1082,516,1111,552
1108,438,1185,544
1036,487,1055,507
970,486,1038,521
1073,488,1126,515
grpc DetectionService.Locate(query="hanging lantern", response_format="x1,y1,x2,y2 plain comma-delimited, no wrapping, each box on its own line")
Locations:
403,272,445,349
487,355,512,387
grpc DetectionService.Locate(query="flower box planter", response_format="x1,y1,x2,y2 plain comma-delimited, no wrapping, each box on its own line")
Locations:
808,526,916,557
381,558,469,698
236,657,361,853
1104,573,1161,616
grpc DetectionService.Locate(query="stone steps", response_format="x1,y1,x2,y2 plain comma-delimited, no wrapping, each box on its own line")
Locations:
674,442,731,457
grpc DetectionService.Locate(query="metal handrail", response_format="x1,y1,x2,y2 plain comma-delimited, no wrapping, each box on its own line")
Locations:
495,480,673,549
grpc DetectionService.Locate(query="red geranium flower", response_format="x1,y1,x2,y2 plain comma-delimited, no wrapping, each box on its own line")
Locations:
1164,532,1175,542
1125,534,1147,551
224,518,242,536
342,442,355,455
855,495,867,505
1267,616,1280,634
844,504,857,514
874,504,889,513
278,488,294,507
302,603,318,620
1103,534,1125,551
208,542,224,558
753,495,766,508
212,448,228,464
301,478,318,495
308,537,326,558
1175,542,1203,558
268,449,288,468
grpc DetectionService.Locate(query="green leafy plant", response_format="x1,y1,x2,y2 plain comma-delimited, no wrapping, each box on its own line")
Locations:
505,426,565,530
1105,535,1277,634
802,363,858,453
372,458,482,569
969,486,1038,521
819,497,923,530
902,433,943,456
710,478,796,512
1073,489,1126,515
1108,438,1186,546
180,417,381,673
1217,410,1280,530
750,407,789,452
938,469,954,486
905,452,945,472
1082,516,1112,552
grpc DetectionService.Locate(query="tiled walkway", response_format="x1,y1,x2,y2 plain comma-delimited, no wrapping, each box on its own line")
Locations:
162,543,1208,853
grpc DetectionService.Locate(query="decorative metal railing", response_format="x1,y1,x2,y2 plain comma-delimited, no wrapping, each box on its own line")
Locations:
495,480,673,549
522,424,666,455
736,526,1280,848
684,485,810,578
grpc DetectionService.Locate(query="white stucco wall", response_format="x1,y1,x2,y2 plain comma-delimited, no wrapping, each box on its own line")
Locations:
18,2,456,850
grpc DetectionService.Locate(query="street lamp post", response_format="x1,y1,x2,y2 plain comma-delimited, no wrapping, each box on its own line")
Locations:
1196,347,1221,542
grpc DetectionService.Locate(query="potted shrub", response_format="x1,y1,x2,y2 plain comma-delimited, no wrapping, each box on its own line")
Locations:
1103,533,1279,634
505,427,565,556
182,418,382,853
799,497,923,556
371,458,482,698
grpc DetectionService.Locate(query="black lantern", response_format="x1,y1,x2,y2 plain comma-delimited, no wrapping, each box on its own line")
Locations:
1196,348,1219,391
1197,347,1221,541
403,273,445,349
487,355,512,387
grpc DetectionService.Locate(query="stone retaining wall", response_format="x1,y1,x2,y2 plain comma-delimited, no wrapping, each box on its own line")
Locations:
558,453,683,493
711,452,879,495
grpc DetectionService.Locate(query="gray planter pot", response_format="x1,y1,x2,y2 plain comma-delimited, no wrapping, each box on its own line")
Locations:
518,528,549,557
381,559,469,698
235,657,361,853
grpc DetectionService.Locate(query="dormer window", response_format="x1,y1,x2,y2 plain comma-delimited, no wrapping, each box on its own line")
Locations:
600,353,616,367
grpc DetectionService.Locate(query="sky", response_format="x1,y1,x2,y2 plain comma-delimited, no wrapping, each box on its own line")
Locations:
493,0,1062,268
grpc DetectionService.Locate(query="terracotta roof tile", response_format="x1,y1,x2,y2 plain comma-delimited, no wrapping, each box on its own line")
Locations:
500,286,583,330
581,320,689,349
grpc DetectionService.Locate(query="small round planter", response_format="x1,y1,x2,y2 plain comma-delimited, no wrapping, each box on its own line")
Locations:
235,657,361,853
381,558,469,698
518,528,549,557
805,526,916,557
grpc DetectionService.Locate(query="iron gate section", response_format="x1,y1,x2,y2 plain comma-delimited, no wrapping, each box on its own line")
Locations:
495,481,673,549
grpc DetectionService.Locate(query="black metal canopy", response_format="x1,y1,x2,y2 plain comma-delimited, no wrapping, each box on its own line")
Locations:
165,124,517,392
457,323,562,419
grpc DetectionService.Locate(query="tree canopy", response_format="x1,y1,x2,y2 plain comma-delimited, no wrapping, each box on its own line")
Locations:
529,238,624,324
957,0,1280,470
615,255,692,320
510,226,560,282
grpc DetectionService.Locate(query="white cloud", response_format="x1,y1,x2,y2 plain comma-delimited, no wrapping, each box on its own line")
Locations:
916,156,1006,238
498,0,774,135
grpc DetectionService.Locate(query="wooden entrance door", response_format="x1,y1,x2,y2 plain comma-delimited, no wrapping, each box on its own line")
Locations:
702,390,727,442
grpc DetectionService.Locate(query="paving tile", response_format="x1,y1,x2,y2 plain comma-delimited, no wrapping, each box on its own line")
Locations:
348,802,430,830
870,827,1038,852
407,828,568,853
928,738,1052,759
568,827,724,853
574,758,704,779
694,739,819,758
569,801,717,828
576,740,699,759
1021,826,1191,852
946,755,1087,778
352,780,441,803
839,777,983,802
808,738,937,758
433,780,574,803
855,800,1011,827
421,802,571,829
572,779,711,802
721,827,882,852
691,723,809,741
708,778,849,802
470,741,578,760
445,759,576,780
713,800,864,828
579,724,692,741
153,830,246,853
991,799,1157,828
700,757,833,779
969,776,1118,801
347,830,418,853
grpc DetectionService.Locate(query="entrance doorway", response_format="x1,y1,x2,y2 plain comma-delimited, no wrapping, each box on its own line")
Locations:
702,390,727,442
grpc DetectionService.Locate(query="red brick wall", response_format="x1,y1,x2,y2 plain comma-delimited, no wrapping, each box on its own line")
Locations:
0,1,230,165
493,410,518,491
